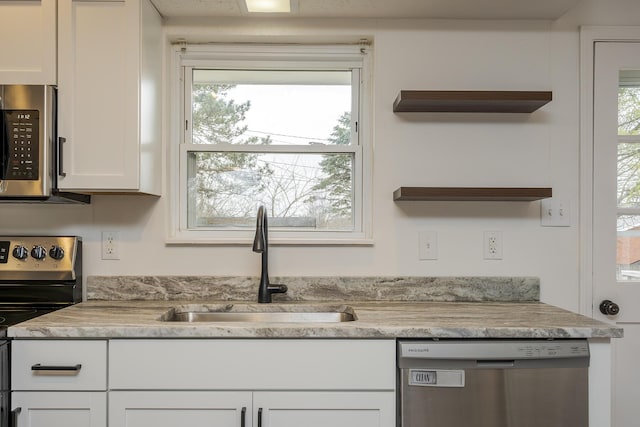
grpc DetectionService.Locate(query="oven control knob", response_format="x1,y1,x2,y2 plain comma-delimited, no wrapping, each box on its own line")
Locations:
31,245,47,260
12,245,28,260
49,245,65,260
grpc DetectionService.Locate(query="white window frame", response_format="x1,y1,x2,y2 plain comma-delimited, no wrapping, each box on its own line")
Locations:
167,44,373,245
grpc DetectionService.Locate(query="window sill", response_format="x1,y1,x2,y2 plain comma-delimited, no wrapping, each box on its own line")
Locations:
165,235,374,246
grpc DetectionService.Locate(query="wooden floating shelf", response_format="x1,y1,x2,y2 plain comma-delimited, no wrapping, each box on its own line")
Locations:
393,187,553,202
393,90,552,113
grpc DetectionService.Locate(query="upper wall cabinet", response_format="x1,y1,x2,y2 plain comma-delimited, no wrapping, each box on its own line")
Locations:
57,0,162,195
0,0,56,84
393,90,552,113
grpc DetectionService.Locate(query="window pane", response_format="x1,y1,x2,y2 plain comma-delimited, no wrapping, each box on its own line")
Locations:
617,142,640,208
617,215,640,280
619,71,640,135
187,152,354,231
191,70,352,146
617,73,640,209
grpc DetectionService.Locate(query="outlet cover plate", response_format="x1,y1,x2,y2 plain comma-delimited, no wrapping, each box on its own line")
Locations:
419,231,438,260
483,231,503,260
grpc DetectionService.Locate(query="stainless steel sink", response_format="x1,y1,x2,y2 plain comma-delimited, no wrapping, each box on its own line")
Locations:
159,304,357,323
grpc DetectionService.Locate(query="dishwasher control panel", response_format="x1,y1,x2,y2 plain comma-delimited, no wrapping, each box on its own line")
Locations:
399,339,589,360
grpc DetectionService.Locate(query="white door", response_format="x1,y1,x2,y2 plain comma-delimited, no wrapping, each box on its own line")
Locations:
253,391,395,427
109,391,252,427
593,41,640,427
12,392,106,427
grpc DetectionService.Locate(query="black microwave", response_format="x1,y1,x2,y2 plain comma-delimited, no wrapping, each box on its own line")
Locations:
0,85,89,204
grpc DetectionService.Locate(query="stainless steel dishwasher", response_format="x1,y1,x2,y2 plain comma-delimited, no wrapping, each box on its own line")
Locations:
398,340,589,427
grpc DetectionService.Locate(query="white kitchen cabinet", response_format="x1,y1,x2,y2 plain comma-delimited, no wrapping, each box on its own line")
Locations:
109,339,396,427
109,391,252,427
254,391,395,427
11,340,108,427
11,340,107,391
10,339,395,427
0,0,56,84
12,392,107,427
57,0,162,194
109,390,393,427
109,339,395,390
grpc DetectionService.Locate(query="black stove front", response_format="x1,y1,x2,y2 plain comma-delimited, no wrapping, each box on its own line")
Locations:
0,236,82,427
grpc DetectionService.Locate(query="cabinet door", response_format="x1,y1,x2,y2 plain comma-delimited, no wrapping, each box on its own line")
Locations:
253,391,395,427
12,392,106,427
0,0,56,84
57,0,158,192
109,391,252,427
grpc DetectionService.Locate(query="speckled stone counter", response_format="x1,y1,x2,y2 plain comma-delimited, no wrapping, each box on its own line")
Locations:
7,276,622,339
86,276,540,302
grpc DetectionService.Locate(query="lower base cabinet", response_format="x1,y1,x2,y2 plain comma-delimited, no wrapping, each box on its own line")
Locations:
12,339,395,427
12,392,106,427
109,391,394,427
253,391,395,427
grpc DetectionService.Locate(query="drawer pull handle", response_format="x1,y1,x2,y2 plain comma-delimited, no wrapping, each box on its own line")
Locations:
31,364,82,372
241,407,246,427
11,407,21,427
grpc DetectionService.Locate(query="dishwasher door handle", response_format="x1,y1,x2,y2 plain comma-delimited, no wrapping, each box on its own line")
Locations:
476,360,515,368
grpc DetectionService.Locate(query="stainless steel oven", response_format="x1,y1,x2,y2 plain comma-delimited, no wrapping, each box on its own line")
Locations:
0,236,83,427
398,340,589,427
0,85,89,204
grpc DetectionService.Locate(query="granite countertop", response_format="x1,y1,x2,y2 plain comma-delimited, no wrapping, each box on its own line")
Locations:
7,276,623,339
8,300,622,339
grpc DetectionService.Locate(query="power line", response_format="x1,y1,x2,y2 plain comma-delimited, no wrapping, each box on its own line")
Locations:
246,129,330,142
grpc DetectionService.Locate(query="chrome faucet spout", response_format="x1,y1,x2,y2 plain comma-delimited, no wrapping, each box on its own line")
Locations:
253,205,287,303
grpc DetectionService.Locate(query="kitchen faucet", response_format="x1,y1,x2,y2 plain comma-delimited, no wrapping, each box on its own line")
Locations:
253,205,288,303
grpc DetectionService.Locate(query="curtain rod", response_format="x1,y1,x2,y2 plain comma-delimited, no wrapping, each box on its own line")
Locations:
171,38,372,48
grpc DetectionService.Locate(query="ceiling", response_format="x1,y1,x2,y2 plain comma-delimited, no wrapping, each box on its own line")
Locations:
151,0,582,20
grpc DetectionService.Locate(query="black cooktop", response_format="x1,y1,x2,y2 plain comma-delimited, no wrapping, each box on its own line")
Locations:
0,308,58,327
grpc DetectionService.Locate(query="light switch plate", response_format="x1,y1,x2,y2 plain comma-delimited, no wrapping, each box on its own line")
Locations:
419,231,438,260
541,199,571,227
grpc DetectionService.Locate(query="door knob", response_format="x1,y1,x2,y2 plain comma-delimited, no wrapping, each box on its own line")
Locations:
599,300,620,316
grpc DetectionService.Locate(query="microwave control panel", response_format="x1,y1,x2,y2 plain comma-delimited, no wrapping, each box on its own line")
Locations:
4,109,39,180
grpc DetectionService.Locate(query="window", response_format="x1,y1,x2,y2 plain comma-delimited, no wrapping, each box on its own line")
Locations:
169,44,372,244
617,70,640,279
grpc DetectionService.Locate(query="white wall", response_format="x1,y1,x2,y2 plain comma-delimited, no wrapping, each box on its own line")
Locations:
3,0,640,312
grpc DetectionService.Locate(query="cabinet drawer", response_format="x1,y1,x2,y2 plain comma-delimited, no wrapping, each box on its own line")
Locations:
12,340,107,391
110,339,396,390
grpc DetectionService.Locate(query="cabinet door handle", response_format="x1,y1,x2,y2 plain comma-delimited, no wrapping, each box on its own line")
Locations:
11,407,21,427
57,137,66,178
258,408,263,427
240,407,246,427
31,363,82,372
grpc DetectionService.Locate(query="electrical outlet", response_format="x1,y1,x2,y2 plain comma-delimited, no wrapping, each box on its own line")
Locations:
419,231,438,260
483,231,502,260
102,231,120,260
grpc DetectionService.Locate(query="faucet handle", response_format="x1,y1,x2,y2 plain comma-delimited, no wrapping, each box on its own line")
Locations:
268,284,288,295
